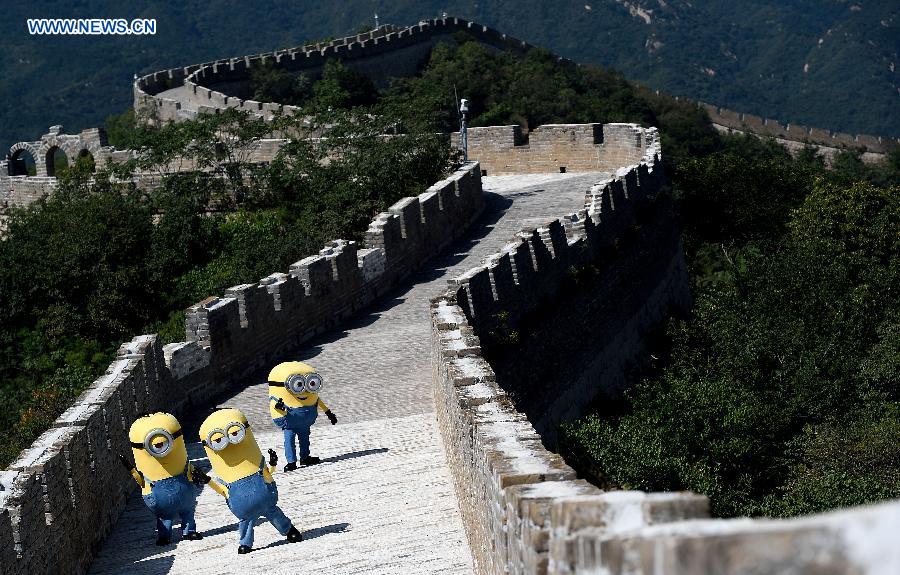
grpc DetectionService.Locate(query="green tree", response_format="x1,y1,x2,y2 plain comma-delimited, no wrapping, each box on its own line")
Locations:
312,59,379,110
561,180,900,518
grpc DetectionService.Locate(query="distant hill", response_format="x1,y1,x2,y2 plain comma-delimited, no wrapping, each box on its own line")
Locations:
1,1,897,150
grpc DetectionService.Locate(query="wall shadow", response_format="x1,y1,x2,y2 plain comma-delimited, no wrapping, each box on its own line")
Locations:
320,447,388,463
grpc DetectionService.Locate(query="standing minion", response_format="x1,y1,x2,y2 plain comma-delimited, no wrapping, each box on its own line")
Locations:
268,361,338,471
199,407,302,554
119,412,205,545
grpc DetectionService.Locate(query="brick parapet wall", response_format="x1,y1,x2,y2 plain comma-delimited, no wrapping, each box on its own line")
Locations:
698,101,900,155
452,123,654,175
135,18,540,121
0,161,483,575
430,124,900,574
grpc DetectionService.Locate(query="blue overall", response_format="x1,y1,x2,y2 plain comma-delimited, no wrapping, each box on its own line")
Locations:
272,398,318,463
218,456,293,548
141,462,198,541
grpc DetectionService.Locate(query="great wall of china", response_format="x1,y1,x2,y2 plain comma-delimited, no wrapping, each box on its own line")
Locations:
1,16,898,575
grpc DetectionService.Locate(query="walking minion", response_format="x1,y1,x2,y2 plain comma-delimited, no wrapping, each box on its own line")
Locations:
267,361,338,471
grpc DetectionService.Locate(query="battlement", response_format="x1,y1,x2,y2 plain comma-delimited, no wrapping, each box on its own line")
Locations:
0,161,483,575
131,15,897,164
699,101,900,157
452,123,657,175
134,17,543,122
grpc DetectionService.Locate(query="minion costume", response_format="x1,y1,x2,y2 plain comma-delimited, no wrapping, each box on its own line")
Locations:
199,408,303,554
119,412,204,545
268,361,338,471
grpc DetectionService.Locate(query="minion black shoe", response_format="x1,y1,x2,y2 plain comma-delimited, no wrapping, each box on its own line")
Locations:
301,456,321,466
283,462,298,472
287,526,303,543
238,545,252,554
155,536,171,546
184,532,203,541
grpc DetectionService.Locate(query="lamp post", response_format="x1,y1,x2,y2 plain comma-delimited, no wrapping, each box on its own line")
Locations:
459,98,469,163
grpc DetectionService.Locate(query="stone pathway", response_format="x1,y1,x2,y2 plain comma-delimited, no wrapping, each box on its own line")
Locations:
88,172,601,575
154,86,200,120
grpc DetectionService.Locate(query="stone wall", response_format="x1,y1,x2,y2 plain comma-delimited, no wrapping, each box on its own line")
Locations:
1,121,638,212
6,126,113,177
0,127,295,212
0,173,57,211
451,123,651,176
698,101,899,162
0,161,483,575
134,17,541,121
1,126,128,211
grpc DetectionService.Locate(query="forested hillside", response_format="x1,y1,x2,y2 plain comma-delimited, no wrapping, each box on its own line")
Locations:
1,0,897,150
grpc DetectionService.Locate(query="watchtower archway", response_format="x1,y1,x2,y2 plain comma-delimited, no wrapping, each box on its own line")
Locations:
45,146,69,177
8,146,37,176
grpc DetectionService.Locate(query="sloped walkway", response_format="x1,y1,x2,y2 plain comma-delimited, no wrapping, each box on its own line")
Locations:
88,172,600,575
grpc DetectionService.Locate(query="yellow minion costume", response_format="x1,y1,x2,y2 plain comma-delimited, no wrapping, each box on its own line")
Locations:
267,361,337,470
199,407,302,553
120,412,203,545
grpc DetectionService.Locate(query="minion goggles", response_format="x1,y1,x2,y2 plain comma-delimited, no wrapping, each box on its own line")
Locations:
131,428,183,458
202,418,252,451
268,372,324,394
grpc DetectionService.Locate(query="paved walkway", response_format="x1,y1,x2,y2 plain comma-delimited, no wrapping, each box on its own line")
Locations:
155,86,199,119
88,172,601,575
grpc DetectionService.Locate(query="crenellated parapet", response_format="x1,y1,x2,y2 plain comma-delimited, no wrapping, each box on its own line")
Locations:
134,17,543,122
699,101,900,155
687,100,899,165
452,123,658,175
0,161,483,575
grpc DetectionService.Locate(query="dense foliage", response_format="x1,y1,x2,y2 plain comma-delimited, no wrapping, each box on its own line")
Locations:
560,134,900,518
0,103,454,467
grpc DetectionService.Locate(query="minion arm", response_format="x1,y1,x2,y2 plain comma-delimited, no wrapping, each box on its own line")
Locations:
207,478,228,498
118,453,144,487
129,469,145,488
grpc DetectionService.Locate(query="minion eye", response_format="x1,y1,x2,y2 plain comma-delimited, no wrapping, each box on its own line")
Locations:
208,432,228,451
286,374,305,394
144,429,174,458
306,374,323,393
226,423,246,444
